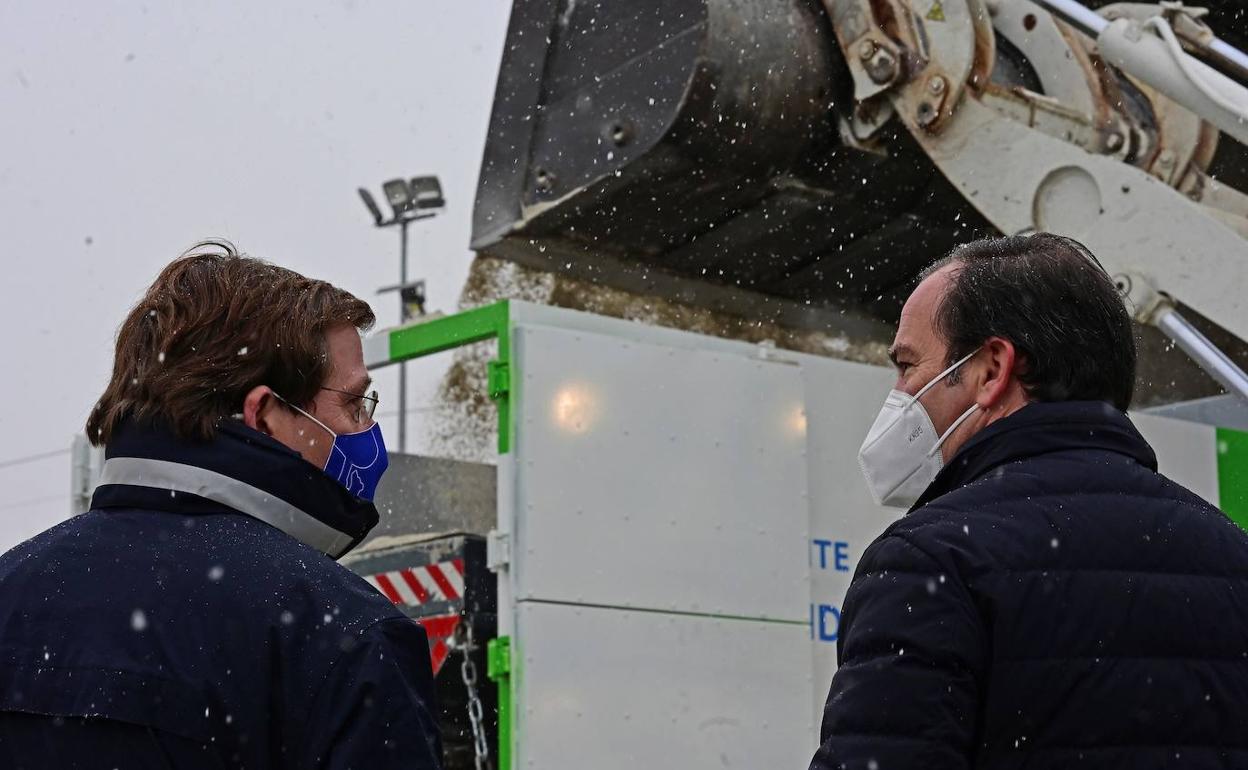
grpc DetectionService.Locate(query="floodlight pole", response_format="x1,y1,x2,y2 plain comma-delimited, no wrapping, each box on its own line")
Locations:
358,176,444,456
398,218,410,454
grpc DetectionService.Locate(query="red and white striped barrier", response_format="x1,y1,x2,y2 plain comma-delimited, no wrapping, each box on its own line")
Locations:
363,558,466,607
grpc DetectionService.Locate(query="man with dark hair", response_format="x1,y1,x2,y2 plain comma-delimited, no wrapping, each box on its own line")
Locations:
0,241,443,768
812,233,1248,769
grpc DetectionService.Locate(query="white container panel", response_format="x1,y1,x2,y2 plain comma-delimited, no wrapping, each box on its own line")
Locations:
511,324,811,622
514,601,815,770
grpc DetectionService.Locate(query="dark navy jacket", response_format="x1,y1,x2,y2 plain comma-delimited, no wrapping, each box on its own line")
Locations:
812,401,1248,769
0,419,443,769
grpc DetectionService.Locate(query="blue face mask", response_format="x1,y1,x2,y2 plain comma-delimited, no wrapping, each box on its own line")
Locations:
275,396,390,501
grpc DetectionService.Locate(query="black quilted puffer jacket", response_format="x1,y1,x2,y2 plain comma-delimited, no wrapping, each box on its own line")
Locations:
811,400,1248,770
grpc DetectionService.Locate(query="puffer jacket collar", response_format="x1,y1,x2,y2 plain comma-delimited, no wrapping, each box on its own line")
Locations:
90,417,379,559
911,400,1159,512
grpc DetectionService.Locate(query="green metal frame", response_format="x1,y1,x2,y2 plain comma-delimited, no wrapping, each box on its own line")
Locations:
1218,427,1248,530
382,300,515,768
487,636,513,770
386,300,513,454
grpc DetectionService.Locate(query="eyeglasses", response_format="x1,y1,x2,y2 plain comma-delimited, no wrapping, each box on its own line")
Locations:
321,387,379,424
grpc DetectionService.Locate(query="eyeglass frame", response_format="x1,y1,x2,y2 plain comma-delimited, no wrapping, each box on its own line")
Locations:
319,386,380,424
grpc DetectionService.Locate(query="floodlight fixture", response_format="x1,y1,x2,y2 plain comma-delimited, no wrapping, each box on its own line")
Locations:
409,176,445,210
359,175,445,227
382,178,414,216
357,188,385,227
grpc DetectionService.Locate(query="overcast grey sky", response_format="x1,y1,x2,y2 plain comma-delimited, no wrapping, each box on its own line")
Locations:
0,1,512,550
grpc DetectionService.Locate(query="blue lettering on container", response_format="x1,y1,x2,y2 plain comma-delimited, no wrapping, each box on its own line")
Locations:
812,539,833,569
810,603,841,642
834,541,850,572
819,604,840,642
811,539,852,572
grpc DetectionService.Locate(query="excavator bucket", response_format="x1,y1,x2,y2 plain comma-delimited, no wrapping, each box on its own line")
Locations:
470,0,991,319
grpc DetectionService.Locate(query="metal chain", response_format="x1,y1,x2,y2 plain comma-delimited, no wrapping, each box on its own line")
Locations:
459,619,492,770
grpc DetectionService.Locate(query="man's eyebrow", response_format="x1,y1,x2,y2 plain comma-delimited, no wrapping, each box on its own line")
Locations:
342,375,373,396
888,344,916,366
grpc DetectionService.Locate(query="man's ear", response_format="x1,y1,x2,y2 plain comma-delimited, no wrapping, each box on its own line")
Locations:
976,336,1020,410
242,385,279,436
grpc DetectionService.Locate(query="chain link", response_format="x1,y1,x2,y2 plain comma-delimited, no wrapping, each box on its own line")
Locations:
459,619,492,770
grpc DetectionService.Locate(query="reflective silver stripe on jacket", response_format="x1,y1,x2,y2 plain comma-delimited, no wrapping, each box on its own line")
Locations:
97,457,354,557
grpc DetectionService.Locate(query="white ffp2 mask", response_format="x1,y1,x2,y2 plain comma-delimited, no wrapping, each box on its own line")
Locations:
858,349,981,509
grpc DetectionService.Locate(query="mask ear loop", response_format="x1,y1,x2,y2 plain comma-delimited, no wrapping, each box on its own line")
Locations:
907,346,982,406
271,392,338,439
908,346,981,458
928,402,980,457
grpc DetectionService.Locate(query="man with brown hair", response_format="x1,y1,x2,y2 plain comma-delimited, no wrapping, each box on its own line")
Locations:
0,241,444,769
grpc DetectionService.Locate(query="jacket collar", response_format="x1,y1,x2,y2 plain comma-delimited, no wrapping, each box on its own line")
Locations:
90,418,379,559
910,400,1158,512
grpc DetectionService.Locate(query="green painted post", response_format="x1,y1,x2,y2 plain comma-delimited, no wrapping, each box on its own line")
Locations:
1217,427,1248,530
487,636,513,770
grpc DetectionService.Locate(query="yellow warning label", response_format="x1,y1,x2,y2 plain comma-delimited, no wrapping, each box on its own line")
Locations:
927,0,946,21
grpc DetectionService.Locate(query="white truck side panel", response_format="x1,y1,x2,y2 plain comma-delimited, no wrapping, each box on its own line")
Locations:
508,320,814,768
511,324,810,621
515,602,814,769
